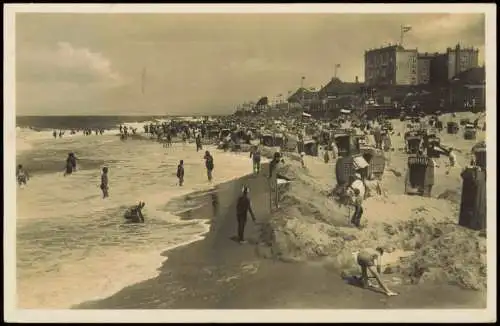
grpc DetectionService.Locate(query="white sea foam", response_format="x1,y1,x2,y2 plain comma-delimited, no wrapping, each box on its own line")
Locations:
15,127,256,309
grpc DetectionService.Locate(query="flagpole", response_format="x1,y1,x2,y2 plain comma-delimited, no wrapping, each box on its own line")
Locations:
400,25,405,47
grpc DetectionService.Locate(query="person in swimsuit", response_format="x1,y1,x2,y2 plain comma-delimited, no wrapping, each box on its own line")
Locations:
250,146,262,174
356,247,398,296
124,202,146,223
177,160,185,186
100,167,109,198
16,164,29,186
204,151,214,182
236,186,256,243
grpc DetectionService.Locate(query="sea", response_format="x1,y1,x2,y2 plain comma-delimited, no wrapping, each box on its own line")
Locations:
13,115,253,309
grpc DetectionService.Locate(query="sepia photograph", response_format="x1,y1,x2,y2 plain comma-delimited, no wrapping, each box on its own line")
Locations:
3,3,496,323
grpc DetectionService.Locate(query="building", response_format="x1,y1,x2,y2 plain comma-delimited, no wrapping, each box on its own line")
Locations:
310,77,363,116
287,88,318,106
449,66,485,111
364,45,418,86
417,53,435,85
429,44,480,85
446,44,480,81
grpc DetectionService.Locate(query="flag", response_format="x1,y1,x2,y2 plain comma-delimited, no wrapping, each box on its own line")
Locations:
301,76,306,80
335,64,341,68
401,25,412,33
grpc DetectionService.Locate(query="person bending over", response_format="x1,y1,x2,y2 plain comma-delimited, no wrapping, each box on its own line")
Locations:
356,247,398,297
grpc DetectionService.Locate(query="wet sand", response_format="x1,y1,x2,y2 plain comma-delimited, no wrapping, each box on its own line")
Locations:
75,162,485,310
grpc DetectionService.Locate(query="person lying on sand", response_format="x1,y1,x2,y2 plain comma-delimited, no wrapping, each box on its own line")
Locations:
355,247,398,297
124,202,146,223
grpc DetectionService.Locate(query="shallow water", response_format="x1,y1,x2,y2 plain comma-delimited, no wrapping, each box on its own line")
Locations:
15,127,254,309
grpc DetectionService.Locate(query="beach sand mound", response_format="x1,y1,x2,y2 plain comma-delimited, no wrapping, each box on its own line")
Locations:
255,143,487,291
399,224,487,290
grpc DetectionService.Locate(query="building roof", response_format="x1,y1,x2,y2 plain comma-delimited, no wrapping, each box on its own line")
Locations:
287,87,318,103
453,67,485,84
318,78,362,97
365,45,404,54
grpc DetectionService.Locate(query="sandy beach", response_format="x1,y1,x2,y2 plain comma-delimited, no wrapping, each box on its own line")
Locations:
71,112,487,310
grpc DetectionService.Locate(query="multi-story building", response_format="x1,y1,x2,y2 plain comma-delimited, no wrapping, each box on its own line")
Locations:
364,45,418,86
417,53,435,85
429,44,480,85
446,44,480,80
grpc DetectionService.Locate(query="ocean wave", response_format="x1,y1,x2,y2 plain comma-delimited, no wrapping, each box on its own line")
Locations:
15,132,255,309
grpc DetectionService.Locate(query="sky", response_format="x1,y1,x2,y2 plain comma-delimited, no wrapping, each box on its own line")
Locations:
15,13,485,116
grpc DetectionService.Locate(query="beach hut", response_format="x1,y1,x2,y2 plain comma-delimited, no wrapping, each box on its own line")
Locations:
405,131,422,154
405,154,434,197
318,130,332,146
261,132,275,147
335,154,369,186
333,131,360,157
359,146,386,180
463,124,477,140
274,133,285,148
283,133,299,152
459,118,471,126
219,128,232,140
303,140,319,156
446,121,459,134
472,141,486,170
459,167,486,231
208,128,220,139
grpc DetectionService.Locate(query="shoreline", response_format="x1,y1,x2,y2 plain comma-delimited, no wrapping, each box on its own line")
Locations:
75,148,486,310
15,132,262,309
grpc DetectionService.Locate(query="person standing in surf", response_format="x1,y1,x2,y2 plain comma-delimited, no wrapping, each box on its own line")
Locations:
16,164,30,187
63,153,78,176
100,167,109,198
236,186,257,244
177,160,185,186
204,151,214,182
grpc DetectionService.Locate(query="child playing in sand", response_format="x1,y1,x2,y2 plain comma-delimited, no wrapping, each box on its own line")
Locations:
356,247,398,297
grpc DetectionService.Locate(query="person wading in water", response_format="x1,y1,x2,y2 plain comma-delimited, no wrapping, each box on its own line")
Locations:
177,160,185,186
204,151,214,182
235,186,257,244
124,202,146,223
100,167,109,199
16,164,30,187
